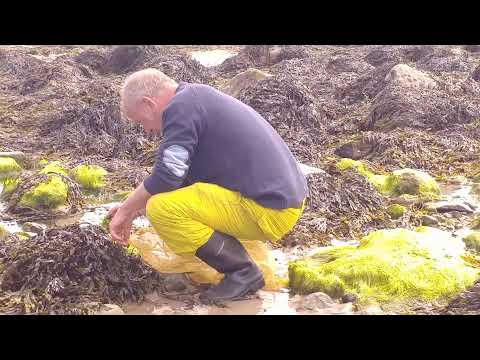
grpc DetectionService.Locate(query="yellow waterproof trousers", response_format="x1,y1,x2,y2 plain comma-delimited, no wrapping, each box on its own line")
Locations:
146,183,304,255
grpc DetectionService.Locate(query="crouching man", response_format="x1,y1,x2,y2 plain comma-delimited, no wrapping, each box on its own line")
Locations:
108,68,308,302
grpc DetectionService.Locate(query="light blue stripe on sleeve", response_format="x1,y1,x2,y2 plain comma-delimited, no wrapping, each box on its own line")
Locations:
162,145,190,177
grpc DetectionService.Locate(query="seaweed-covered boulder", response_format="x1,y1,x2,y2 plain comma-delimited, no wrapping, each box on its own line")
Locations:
387,204,407,219
384,169,441,199
335,158,388,193
384,64,437,89
20,175,69,209
401,46,435,63
221,68,272,98
73,48,107,71
0,178,20,199
288,227,478,310
336,159,441,199
40,161,68,176
71,164,107,191
101,45,146,74
365,48,399,67
337,160,439,197
0,152,26,167
5,172,84,218
463,232,480,253
218,45,308,73
0,157,22,181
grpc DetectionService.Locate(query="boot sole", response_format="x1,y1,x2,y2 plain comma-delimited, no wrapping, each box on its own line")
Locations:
226,277,266,301
200,277,266,303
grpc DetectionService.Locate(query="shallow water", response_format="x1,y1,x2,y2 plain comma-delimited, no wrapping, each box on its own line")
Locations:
190,50,236,67
1,181,478,315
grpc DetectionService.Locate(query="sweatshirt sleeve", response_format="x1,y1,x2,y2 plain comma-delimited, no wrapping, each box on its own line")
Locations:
143,99,203,195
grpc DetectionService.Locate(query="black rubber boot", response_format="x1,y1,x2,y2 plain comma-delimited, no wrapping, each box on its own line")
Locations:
195,231,265,302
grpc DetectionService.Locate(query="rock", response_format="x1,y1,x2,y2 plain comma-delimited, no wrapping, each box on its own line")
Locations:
298,163,325,176
450,211,463,219
341,293,358,304
101,46,145,74
73,49,107,70
22,222,47,234
19,175,69,210
0,152,26,166
472,65,480,82
334,140,375,160
421,215,439,226
402,46,435,62
296,292,336,310
163,274,190,293
365,49,397,67
71,164,108,191
218,46,306,73
0,157,22,181
429,201,474,214
387,204,407,219
221,68,272,98
384,169,441,199
385,64,437,89
464,45,480,53
463,232,480,253
96,304,125,315
288,227,477,306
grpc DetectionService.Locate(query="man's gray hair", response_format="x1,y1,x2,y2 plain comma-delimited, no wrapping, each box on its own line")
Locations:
120,68,177,114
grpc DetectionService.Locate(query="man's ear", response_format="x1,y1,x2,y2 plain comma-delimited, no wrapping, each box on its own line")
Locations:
142,96,156,111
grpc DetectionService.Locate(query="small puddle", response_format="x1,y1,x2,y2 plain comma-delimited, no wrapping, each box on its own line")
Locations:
190,50,236,67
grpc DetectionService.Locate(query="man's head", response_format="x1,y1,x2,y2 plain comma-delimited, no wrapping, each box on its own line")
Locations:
120,68,178,135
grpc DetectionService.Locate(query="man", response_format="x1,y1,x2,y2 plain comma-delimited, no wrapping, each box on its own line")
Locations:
108,68,308,302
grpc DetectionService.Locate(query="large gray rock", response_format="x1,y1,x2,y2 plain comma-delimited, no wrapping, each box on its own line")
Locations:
428,201,474,214
385,64,437,89
221,68,272,98
293,292,336,311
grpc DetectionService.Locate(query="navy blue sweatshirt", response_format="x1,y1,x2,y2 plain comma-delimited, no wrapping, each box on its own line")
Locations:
143,82,308,209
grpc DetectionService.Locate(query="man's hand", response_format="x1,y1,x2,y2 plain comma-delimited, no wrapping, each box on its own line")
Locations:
109,208,135,246
106,182,152,245
107,204,122,220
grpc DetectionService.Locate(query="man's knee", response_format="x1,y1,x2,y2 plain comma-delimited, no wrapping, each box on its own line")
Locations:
145,192,173,224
